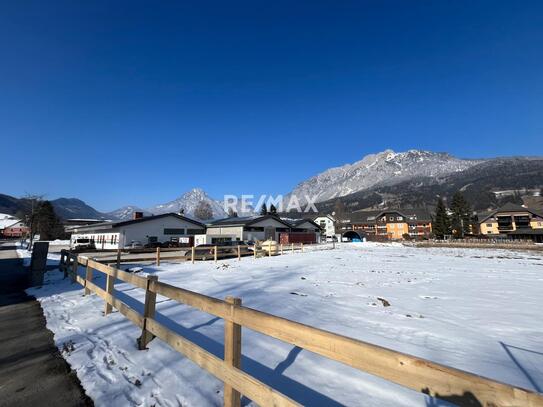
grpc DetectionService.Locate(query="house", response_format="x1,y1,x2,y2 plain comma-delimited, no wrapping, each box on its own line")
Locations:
477,203,543,242
0,215,29,238
313,215,336,240
202,215,321,245
68,212,205,249
343,209,433,241
279,218,322,244
203,215,293,244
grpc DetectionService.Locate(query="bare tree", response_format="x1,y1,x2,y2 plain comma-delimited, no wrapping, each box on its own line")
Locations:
19,194,44,249
194,200,213,221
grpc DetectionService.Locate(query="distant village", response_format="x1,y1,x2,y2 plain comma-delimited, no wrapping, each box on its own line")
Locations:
2,194,543,247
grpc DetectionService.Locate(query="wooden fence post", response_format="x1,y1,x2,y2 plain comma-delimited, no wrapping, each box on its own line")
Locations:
291,243,294,254
116,248,121,269
301,242,304,253
191,246,195,264
214,246,218,263
224,296,242,407
237,245,241,261
71,256,77,283
84,263,93,295
138,275,159,350
280,244,283,255
254,244,257,259
268,242,271,257
104,271,115,316
156,247,161,266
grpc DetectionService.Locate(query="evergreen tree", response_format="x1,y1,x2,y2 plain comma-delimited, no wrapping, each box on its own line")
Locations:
450,192,472,238
260,203,268,215
35,200,64,240
433,198,450,239
269,204,277,215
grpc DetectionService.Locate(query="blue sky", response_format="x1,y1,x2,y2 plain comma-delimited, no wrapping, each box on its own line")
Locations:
1,1,542,211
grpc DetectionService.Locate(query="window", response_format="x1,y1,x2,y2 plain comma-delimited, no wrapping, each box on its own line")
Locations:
164,228,185,235
187,228,203,235
389,216,394,221
397,216,403,221
148,236,158,243
245,226,264,232
486,223,493,227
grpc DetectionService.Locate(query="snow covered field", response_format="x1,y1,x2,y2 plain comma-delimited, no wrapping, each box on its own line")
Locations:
26,243,543,406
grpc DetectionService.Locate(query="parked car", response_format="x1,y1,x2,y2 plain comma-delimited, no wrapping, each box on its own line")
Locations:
162,241,180,248
124,240,143,249
218,240,253,255
144,241,164,249
71,238,95,251
184,243,234,261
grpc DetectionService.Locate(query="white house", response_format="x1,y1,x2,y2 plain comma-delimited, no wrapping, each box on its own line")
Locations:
313,215,336,239
69,213,205,249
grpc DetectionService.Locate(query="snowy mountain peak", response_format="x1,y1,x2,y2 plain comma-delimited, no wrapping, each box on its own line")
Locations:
287,149,483,203
147,188,227,219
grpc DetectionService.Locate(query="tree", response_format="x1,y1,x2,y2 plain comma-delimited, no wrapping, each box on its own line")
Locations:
269,204,277,215
194,200,213,220
35,200,64,240
260,203,268,215
227,207,238,217
450,192,472,238
433,197,450,239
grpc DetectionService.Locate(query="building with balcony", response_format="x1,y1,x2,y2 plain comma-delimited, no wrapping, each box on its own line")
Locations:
478,203,543,242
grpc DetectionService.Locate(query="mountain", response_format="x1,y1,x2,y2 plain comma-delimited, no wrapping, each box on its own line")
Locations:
105,206,152,221
50,198,109,220
310,157,543,213
287,150,483,204
146,188,227,219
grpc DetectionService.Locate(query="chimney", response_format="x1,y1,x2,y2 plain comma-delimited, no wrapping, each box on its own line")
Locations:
133,211,143,220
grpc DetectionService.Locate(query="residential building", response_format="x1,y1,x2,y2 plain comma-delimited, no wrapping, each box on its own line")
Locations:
68,213,205,249
477,203,543,242
343,209,432,241
313,215,336,239
0,215,29,238
203,215,321,244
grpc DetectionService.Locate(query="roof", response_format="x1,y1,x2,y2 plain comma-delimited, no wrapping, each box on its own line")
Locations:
73,213,205,232
349,208,433,223
478,204,543,224
208,215,292,228
288,218,322,229
0,218,22,229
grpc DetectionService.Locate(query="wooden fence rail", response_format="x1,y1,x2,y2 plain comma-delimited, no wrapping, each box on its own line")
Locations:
58,250,543,407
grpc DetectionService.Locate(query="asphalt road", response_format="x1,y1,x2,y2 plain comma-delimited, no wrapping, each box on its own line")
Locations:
0,241,92,406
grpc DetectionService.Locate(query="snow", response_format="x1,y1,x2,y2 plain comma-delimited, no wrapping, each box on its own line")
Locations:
27,243,543,406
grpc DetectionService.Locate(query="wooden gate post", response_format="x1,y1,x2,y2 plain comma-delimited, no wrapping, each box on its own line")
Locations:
224,296,242,407
156,247,161,266
138,275,159,350
214,246,218,263
71,256,78,283
104,271,115,315
84,263,93,295
237,245,241,261
116,249,121,269
191,246,195,264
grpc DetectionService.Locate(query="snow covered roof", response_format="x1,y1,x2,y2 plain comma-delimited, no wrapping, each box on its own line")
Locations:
0,218,22,229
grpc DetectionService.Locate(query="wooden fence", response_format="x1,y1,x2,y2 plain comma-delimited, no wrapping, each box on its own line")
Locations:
58,250,543,407
88,242,308,267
